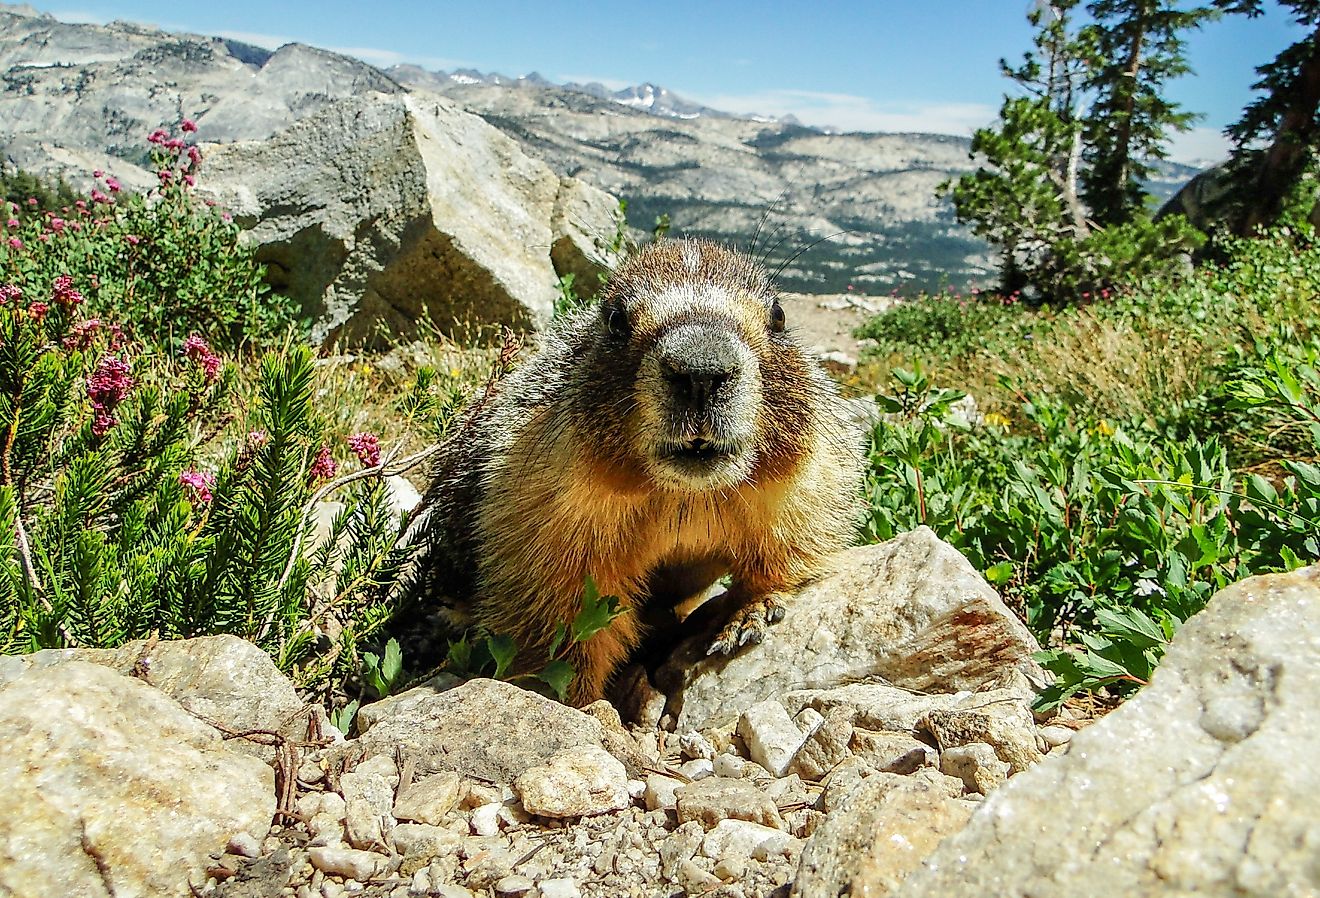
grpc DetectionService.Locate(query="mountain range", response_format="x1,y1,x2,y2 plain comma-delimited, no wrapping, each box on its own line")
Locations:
0,4,1201,293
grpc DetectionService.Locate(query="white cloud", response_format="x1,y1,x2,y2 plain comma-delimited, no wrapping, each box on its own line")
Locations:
684,88,997,135
1162,126,1231,167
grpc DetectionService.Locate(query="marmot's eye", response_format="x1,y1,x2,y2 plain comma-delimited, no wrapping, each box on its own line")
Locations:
607,306,630,339
770,301,786,333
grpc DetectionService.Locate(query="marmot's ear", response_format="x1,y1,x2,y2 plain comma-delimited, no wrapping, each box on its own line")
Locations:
607,304,631,339
770,300,786,333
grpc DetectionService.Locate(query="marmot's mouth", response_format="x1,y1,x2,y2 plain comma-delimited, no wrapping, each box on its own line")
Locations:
662,438,734,466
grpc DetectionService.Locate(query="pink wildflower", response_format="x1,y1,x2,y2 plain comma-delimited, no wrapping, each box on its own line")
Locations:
187,145,202,166
183,174,196,188
179,469,215,503
347,432,382,467
147,129,167,145
90,189,111,204
3,218,15,228
27,301,48,322
125,234,141,246
7,237,21,249
0,284,20,304
183,334,222,384
25,198,36,207
52,275,83,308
181,118,198,133
93,169,103,179
165,138,185,151
87,355,133,437
105,177,122,193
247,430,270,449
309,445,338,482
62,318,102,350
157,170,172,184
49,217,64,233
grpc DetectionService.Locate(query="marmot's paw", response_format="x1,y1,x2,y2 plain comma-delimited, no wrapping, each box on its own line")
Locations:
707,595,786,656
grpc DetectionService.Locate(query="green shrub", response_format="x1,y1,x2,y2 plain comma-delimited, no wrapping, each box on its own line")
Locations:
864,354,1319,710
0,122,300,351
0,284,414,692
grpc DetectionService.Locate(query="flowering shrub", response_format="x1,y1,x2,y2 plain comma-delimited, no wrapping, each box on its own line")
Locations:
0,123,300,351
0,283,413,691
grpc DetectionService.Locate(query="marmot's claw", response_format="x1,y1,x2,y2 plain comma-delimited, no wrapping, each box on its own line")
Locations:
706,596,786,657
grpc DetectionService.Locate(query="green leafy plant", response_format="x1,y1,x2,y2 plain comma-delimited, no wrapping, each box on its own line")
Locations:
443,575,626,701
0,122,300,350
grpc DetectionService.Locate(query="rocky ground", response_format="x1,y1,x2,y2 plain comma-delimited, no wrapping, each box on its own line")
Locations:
2,531,1316,898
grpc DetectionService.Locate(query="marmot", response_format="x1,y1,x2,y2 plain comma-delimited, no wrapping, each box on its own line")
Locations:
413,239,865,705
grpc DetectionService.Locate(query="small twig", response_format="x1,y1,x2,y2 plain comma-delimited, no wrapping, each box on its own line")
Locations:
275,441,443,591
13,512,80,646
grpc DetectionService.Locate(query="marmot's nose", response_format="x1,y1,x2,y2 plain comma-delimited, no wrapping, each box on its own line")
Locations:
666,364,733,408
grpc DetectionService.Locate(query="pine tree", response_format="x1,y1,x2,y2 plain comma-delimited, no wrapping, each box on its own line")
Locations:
1217,1,1320,233
948,1,1094,290
1081,0,1216,226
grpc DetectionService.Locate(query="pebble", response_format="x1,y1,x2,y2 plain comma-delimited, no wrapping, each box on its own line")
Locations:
433,884,475,898
537,878,582,898
321,880,344,898
493,873,535,895
714,855,747,880
409,869,431,895
470,802,502,836
678,859,722,891
626,778,647,800
227,831,262,858
940,742,1011,795
677,758,714,781
713,753,745,778
1038,724,1075,748
675,777,783,829
699,819,795,861
307,846,383,882
738,700,810,777
793,707,825,735
658,821,704,881
679,730,716,760
393,771,463,825
849,728,938,774
514,746,630,817
644,773,682,811
791,707,854,780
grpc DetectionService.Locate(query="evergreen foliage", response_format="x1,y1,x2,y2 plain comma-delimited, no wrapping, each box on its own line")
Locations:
1216,0,1320,233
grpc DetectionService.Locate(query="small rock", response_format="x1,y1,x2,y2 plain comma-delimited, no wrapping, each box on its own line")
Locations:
658,821,705,881
409,868,432,895
392,823,461,870
462,782,502,810
677,758,714,781
1038,724,1074,748
228,831,263,858
538,878,582,898
739,700,809,777
818,757,878,813
470,803,502,836
644,773,683,811
940,743,1010,795
394,771,463,825
679,731,716,760
849,728,938,774
713,752,746,778
493,873,534,895
675,777,783,829
791,707,854,780
714,855,747,880
307,846,383,882
920,704,1043,773
678,859,722,892
700,819,795,860
626,778,647,800
513,745,629,817
433,885,476,898
793,707,826,735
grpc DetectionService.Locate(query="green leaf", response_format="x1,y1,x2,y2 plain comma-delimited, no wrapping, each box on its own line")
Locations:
1095,607,1168,650
381,638,403,685
486,633,518,679
535,660,576,702
985,561,1015,585
571,577,624,644
546,622,568,660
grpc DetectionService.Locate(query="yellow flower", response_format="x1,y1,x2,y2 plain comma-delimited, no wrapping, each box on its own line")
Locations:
1096,420,1115,436
984,411,1011,429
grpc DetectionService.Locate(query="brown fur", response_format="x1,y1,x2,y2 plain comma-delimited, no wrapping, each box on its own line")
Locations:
413,239,865,704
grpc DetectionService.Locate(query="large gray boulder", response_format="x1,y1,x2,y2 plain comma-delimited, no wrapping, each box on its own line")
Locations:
658,527,1044,730
891,565,1320,898
202,92,619,346
0,661,275,898
0,634,318,762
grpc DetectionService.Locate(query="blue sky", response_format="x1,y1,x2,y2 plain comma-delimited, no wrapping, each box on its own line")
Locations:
39,1,1311,164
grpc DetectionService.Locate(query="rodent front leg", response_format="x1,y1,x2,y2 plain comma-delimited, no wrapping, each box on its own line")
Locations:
706,574,789,656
